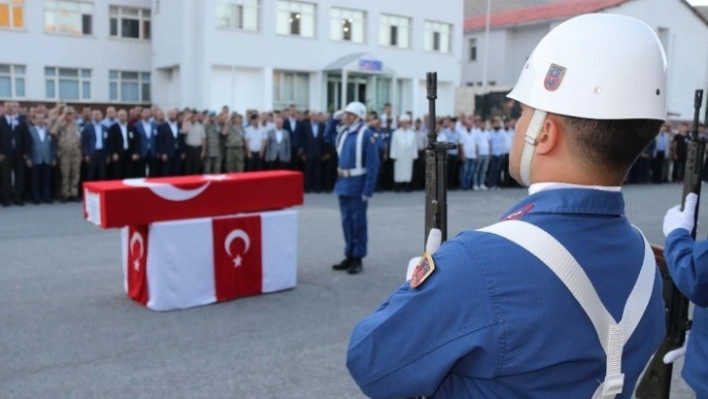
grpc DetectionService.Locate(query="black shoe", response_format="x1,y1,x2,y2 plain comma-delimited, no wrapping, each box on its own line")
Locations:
14,200,24,207
332,257,352,271
2,202,10,207
347,258,363,275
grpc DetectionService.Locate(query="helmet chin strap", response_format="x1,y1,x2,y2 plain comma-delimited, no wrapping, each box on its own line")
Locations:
519,110,548,187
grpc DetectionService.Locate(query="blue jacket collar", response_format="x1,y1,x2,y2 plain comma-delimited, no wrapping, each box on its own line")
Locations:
501,187,625,221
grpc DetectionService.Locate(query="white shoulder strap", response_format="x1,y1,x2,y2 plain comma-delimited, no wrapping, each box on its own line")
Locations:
354,124,367,170
478,220,656,398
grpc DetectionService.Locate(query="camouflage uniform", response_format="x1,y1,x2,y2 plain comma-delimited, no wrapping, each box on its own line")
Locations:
204,122,224,174
225,124,245,173
53,117,82,199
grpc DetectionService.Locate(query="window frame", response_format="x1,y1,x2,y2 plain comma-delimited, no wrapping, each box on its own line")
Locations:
44,66,92,101
215,0,260,32
272,70,309,111
330,6,365,44
379,14,411,49
424,20,453,54
109,5,151,40
469,38,477,61
0,64,26,99
275,0,316,39
108,70,151,103
44,0,94,36
0,0,25,30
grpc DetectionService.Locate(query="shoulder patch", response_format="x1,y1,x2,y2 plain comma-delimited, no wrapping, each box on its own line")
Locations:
410,251,436,289
503,204,534,221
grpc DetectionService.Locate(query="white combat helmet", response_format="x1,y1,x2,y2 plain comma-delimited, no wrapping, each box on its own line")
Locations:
507,13,668,186
344,101,367,120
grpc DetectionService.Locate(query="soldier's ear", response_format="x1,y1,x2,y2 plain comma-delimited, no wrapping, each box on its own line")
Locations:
534,115,561,156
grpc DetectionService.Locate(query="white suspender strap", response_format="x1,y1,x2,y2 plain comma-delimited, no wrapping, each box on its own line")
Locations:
478,220,656,398
354,123,367,170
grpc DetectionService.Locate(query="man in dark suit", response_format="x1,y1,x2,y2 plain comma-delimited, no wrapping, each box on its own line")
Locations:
156,109,185,176
82,109,109,181
134,108,158,177
302,111,325,193
283,105,303,172
107,109,139,179
0,101,31,206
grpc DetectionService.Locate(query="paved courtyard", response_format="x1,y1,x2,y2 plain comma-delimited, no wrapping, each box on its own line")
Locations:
0,183,698,398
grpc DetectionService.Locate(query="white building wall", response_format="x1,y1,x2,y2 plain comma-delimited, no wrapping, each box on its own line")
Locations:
0,0,152,104
461,0,708,121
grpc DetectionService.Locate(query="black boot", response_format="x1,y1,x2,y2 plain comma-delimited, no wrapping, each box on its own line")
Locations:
332,257,352,271
347,257,363,275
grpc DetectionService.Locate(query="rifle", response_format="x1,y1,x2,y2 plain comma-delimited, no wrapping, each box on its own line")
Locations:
635,89,704,398
424,72,457,245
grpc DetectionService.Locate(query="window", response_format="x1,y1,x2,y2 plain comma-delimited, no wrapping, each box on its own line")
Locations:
379,14,410,49
110,6,150,39
216,0,259,31
0,0,24,29
273,70,309,110
330,7,365,43
45,67,91,100
276,0,315,38
469,38,477,61
0,64,25,98
45,0,93,35
424,20,452,53
109,70,151,103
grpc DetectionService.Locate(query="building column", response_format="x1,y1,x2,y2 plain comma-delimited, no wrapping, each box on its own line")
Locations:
391,75,398,117
370,75,378,112
341,70,348,109
311,71,323,112
263,67,274,111
412,78,420,120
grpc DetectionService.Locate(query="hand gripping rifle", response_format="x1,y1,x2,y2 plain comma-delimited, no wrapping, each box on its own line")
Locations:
424,72,457,245
636,89,704,399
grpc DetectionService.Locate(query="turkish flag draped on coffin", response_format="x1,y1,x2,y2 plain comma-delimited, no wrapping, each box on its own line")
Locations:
212,214,264,301
126,225,149,305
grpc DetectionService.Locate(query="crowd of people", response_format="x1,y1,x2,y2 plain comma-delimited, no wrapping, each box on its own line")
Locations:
0,99,701,207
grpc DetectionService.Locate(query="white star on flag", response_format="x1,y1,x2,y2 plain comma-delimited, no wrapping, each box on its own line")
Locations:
233,255,243,268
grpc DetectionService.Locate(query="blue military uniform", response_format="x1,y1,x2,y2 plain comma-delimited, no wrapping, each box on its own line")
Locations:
664,229,708,397
324,116,380,272
346,186,664,398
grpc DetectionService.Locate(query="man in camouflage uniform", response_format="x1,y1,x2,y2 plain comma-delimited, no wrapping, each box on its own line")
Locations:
50,108,82,202
204,112,225,174
225,113,245,173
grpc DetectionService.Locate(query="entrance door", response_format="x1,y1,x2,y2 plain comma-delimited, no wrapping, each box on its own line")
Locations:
327,74,367,112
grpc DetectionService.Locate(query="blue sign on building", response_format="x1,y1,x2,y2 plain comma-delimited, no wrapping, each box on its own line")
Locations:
358,59,383,72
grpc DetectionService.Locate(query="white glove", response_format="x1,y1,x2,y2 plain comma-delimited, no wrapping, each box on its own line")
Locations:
406,228,442,281
663,337,688,364
663,193,698,237
362,195,369,202
333,110,344,120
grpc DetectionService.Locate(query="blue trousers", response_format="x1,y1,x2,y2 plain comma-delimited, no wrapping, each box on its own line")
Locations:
460,159,476,190
473,155,489,188
338,195,368,258
487,155,502,188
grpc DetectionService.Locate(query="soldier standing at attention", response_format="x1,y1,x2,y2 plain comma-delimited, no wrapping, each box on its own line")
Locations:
225,113,245,173
51,108,82,202
325,102,380,275
204,112,225,174
346,14,667,398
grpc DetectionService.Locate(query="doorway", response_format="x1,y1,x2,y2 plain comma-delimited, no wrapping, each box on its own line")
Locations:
326,74,367,112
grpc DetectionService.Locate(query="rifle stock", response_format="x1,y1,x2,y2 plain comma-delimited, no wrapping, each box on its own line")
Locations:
636,89,704,398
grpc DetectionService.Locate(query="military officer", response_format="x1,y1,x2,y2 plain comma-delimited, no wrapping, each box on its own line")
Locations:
225,113,246,173
325,102,380,275
346,14,666,398
51,107,82,202
204,112,225,174
660,192,708,397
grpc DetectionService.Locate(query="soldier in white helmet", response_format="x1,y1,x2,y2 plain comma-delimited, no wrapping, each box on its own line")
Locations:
323,101,380,275
346,13,666,398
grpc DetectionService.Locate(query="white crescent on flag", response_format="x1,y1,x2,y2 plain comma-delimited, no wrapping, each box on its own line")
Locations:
122,178,211,202
225,229,251,257
129,231,145,271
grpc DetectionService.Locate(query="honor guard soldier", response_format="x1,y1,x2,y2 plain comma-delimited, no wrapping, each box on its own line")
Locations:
325,102,380,275
661,193,708,397
346,14,666,398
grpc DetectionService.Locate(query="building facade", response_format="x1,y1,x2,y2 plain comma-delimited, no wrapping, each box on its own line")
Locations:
462,0,708,122
0,0,463,117
152,0,462,117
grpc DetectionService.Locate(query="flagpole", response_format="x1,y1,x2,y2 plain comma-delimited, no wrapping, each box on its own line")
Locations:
481,0,492,95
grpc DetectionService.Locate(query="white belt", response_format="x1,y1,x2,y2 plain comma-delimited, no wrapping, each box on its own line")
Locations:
338,168,366,177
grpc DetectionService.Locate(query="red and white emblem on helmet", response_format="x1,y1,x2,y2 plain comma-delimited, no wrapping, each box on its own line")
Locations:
543,63,567,91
